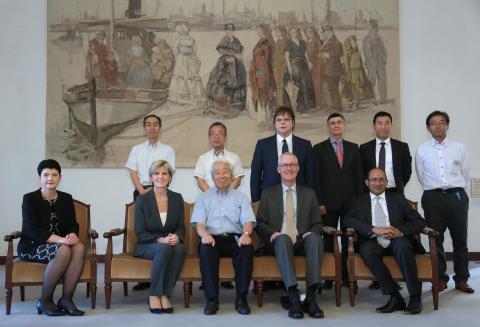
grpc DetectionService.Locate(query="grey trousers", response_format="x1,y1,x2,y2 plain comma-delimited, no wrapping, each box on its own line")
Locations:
140,243,185,297
273,233,324,288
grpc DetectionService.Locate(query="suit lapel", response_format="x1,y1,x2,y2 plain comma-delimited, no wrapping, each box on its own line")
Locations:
148,191,163,229
342,141,352,169
164,190,175,231
296,185,304,227
324,139,341,169
275,184,284,230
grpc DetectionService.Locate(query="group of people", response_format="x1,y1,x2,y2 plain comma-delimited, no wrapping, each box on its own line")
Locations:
19,106,473,318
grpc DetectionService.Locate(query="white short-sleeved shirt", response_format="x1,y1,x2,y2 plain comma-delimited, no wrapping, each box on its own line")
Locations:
193,149,244,188
125,140,176,185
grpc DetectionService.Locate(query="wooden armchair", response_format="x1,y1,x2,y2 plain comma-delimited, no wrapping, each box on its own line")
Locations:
4,199,98,315
346,201,440,310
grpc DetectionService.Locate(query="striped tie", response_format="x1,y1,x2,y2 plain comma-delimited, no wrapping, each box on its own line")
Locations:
285,188,297,243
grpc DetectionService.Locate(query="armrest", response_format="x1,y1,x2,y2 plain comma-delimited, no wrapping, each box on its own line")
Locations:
103,228,125,238
422,227,440,238
4,231,21,242
89,228,99,239
323,226,342,237
345,228,356,238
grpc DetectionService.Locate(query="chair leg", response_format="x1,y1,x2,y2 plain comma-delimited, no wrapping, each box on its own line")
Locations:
91,282,97,309
432,284,439,310
86,282,90,298
349,281,356,306
5,287,13,315
183,282,191,308
334,280,341,307
20,286,25,301
105,282,112,309
123,282,128,296
255,281,264,307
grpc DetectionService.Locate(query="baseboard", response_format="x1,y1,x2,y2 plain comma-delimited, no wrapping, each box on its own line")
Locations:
1,253,479,265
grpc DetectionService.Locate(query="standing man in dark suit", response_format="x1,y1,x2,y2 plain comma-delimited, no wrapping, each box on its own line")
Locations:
250,106,314,203
256,153,324,319
344,168,426,314
313,112,363,288
360,111,413,288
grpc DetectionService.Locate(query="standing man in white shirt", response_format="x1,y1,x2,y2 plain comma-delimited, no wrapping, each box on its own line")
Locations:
126,114,175,200
194,122,244,191
415,110,474,294
125,114,175,291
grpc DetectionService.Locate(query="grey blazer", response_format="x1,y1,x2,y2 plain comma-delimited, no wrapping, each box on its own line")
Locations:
133,189,185,257
255,184,323,243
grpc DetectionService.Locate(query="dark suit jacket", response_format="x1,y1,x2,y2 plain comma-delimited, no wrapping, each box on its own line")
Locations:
133,189,185,257
250,134,314,202
255,184,322,243
18,189,79,255
313,139,364,212
360,138,412,194
344,192,426,253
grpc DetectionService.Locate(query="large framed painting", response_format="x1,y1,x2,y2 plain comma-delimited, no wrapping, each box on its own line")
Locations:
46,0,399,168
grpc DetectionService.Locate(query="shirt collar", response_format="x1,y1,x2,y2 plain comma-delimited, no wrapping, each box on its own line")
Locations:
376,137,391,145
330,137,343,145
214,186,232,195
277,133,293,144
370,192,386,201
145,139,160,148
430,137,448,146
211,148,225,157
282,183,297,193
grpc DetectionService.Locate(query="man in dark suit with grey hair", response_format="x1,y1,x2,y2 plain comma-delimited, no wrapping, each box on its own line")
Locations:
256,152,324,319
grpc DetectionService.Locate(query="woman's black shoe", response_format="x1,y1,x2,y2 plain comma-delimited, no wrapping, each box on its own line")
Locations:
148,299,163,314
36,300,65,316
57,300,85,316
162,307,174,314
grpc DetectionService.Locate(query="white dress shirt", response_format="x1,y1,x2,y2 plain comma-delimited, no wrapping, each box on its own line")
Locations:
193,148,244,188
281,183,298,236
125,140,176,185
376,138,396,188
370,192,390,227
415,137,471,191
276,133,293,158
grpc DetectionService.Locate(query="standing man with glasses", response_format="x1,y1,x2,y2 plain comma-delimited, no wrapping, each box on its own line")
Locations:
126,114,175,291
312,112,363,288
415,111,474,294
250,106,314,203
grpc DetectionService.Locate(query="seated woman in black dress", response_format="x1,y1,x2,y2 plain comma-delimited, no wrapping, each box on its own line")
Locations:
18,159,85,316
133,160,186,314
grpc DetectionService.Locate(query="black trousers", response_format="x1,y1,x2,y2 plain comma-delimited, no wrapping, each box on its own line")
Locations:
199,235,254,300
421,189,470,283
322,208,349,283
359,237,420,296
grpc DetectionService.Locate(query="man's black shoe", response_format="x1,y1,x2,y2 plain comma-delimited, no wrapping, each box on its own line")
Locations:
280,295,290,310
235,297,251,315
376,295,406,313
203,299,219,315
132,282,150,291
288,295,303,319
369,280,380,290
302,299,324,318
404,296,422,315
322,280,333,290
221,281,234,289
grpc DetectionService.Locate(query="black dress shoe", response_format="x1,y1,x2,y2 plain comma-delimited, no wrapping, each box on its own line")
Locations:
36,300,65,316
322,280,334,290
369,280,381,289
235,297,251,315
302,299,324,318
221,281,234,289
280,296,290,310
133,282,151,291
404,296,422,315
57,300,85,316
376,295,406,313
288,297,304,319
204,299,219,315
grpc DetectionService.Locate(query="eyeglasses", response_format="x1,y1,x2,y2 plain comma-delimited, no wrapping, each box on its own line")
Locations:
209,132,225,137
368,177,387,183
279,163,298,169
428,121,447,127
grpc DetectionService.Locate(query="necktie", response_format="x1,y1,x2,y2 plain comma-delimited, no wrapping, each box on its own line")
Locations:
374,196,390,248
336,140,343,168
378,142,386,171
282,139,288,154
285,188,297,243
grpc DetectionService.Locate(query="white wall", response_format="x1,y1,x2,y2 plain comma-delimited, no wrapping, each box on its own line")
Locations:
1,0,479,255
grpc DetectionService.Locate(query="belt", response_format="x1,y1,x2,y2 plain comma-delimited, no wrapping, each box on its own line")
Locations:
428,187,463,194
214,233,241,238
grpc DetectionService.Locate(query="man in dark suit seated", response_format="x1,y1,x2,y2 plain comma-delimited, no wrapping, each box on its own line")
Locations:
250,106,314,203
344,168,426,315
256,152,324,319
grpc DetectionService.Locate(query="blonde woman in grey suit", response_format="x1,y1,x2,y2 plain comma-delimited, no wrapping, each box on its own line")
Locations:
133,160,185,314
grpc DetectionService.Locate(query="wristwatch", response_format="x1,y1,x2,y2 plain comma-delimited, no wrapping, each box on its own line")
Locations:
243,232,251,237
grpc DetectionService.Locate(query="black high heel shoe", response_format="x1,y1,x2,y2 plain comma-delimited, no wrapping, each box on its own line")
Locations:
148,299,163,314
56,299,85,316
36,300,65,316
162,306,174,314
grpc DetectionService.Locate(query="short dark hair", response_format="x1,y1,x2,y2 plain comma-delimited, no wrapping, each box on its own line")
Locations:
273,106,295,126
327,112,345,122
143,115,162,127
373,111,393,124
426,110,450,127
37,159,61,176
208,122,227,136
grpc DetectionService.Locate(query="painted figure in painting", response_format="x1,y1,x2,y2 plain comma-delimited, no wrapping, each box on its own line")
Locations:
248,24,275,126
205,23,247,117
150,37,175,90
319,25,343,113
169,24,205,105
284,27,315,114
340,35,374,110
272,25,288,107
85,31,107,87
104,48,120,88
126,35,153,89
363,19,387,104
305,26,325,110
